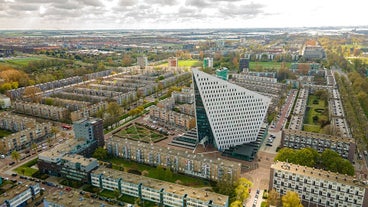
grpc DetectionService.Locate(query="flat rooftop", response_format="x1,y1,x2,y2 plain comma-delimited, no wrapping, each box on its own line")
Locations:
38,139,86,160
45,189,115,207
272,161,367,188
0,181,37,204
93,166,228,206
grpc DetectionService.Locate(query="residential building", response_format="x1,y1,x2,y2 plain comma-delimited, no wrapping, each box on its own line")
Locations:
43,189,115,207
168,57,178,69
0,122,51,155
0,94,10,109
107,137,241,181
149,106,196,130
192,68,270,151
203,57,213,69
91,166,229,207
281,129,356,161
0,182,40,207
13,101,69,122
172,88,194,104
38,139,99,180
239,58,249,72
0,113,36,132
301,45,326,60
270,161,368,207
73,117,104,148
137,56,148,69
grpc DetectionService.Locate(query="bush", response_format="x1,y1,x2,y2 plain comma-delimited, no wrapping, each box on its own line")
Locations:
127,169,142,175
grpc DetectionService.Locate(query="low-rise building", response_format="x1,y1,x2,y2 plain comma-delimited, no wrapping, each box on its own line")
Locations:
270,161,368,207
13,101,69,122
0,182,40,207
38,139,99,182
0,94,11,109
106,137,241,182
91,166,229,207
0,112,36,132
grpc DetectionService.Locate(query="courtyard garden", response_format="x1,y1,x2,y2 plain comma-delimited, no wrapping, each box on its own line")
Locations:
303,92,329,133
114,123,167,143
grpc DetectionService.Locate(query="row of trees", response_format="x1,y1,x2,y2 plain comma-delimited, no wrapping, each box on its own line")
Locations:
335,73,368,149
275,147,354,176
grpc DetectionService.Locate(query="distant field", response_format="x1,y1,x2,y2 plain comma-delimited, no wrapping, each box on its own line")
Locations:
249,62,291,71
347,57,368,64
157,60,201,68
1,57,45,67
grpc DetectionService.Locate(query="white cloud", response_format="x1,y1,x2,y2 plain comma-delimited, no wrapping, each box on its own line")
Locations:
0,0,366,29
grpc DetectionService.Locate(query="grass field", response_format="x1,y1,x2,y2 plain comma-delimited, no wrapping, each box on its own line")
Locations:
14,158,39,177
249,62,291,71
107,157,210,188
114,123,167,143
157,59,202,68
0,129,13,138
347,57,368,64
303,95,328,133
1,57,45,67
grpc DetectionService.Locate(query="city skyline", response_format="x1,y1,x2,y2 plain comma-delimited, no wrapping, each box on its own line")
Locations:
0,0,366,30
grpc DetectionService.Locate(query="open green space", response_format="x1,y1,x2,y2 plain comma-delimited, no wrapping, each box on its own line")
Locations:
99,189,159,207
249,62,291,71
303,95,328,133
114,123,167,143
107,157,210,188
0,129,13,138
157,59,202,68
14,158,39,176
1,57,45,67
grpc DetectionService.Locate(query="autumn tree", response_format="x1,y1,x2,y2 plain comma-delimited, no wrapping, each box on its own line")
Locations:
122,54,132,66
23,86,42,103
267,189,281,206
282,191,303,207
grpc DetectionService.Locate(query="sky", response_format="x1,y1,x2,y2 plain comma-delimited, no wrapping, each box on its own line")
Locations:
0,0,366,30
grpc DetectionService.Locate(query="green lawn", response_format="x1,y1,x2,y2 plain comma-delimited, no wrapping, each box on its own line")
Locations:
303,95,328,133
114,123,167,143
3,57,45,67
157,60,202,68
249,62,291,71
0,129,13,138
14,158,39,176
107,157,210,188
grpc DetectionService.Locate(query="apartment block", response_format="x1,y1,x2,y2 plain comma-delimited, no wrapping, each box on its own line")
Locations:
91,166,229,207
106,137,241,182
172,89,194,104
0,112,36,132
38,139,99,181
13,101,69,121
270,161,368,207
281,129,356,161
73,117,104,148
0,182,40,207
70,101,108,122
149,105,196,130
0,122,51,155
137,56,148,69
43,189,115,207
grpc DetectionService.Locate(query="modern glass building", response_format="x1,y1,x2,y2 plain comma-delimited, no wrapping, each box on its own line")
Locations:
192,69,270,151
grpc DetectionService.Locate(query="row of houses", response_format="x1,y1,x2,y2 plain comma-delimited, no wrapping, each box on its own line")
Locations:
149,106,196,130
13,101,69,122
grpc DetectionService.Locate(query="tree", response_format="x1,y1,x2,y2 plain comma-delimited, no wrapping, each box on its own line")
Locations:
106,102,123,117
11,150,21,163
31,143,38,155
234,177,252,203
51,126,59,143
282,191,303,207
20,168,25,175
23,86,42,103
267,189,281,206
122,54,132,66
93,147,108,160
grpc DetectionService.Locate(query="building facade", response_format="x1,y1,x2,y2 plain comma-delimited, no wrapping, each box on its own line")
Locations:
270,161,368,207
91,166,229,207
0,182,40,207
203,57,213,69
149,106,196,130
73,118,104,148
192,69,270,150
137,56,148,69
281,129,356,161
106,137,241,182
0,122,51,155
